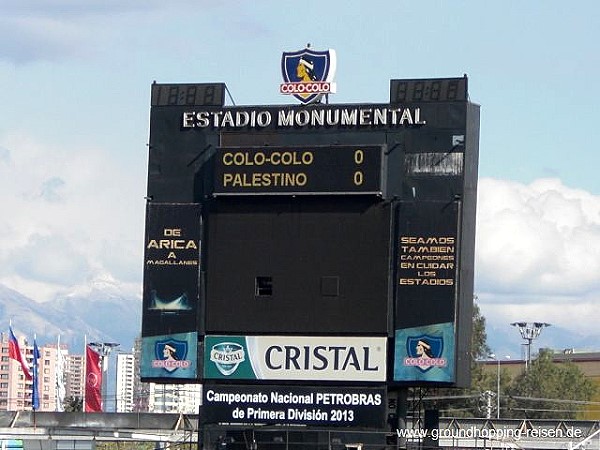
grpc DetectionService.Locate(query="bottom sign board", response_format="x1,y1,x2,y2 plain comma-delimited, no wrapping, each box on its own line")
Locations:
140,332,198,380
201,384,387,429
393,322,456,383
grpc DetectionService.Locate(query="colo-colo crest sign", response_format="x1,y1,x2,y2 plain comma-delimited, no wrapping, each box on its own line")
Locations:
280,47,336,105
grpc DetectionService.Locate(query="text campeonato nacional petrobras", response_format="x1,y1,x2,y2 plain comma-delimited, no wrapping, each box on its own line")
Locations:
205,390,382,406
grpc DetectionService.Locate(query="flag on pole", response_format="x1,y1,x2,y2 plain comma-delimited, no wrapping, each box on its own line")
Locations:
8,326,32,380
85,344,102,412
55,336,66,412
32,337,40,410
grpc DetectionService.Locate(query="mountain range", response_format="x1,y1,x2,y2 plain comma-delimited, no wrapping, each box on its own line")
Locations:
1,281,595,362
0,281,141,354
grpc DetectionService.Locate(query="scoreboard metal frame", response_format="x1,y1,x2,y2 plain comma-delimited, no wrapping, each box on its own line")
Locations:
141,76,480,433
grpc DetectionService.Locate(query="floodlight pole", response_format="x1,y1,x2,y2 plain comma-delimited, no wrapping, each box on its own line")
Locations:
510,322,550,371
488,354,500,419
89,342,119,411
488,354,510,418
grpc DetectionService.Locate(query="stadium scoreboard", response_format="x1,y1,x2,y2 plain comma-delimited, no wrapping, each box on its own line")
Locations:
141,68,480,439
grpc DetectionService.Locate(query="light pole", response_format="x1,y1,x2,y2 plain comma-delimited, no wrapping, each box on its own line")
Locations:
490,355,500,419
510,322,550,371
89,342,119,411
488,354,510,419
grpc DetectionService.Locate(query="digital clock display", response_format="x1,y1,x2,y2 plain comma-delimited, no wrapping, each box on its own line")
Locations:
151,83,226,107
213,145,383,195
390,77,467,103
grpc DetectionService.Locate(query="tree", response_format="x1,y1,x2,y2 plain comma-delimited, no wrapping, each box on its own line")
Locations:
63,395,83,412
470,301,491,361
506,349,596,419
423,302,494,417
412,303,596,420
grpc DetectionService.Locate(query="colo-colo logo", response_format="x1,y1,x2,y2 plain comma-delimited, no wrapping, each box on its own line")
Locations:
279,47,337,105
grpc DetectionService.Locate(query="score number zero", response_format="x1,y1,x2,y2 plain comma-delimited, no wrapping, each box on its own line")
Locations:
221,147,372,188
352,148,367,186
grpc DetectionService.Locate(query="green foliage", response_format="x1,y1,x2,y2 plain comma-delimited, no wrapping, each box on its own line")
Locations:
470,302,491,361
506,349,596,419
422,303,596,420
423,302,492,417
63,395,83,412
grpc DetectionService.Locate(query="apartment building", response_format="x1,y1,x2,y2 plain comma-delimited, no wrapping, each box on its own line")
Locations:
116,352,135,412
1,332,202,413
147,382,202,414
116,344,201,414
65,353,85,405
0,333,82,412
0,333,33,410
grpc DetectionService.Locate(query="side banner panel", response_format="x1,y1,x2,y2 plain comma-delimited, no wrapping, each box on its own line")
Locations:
141,202,201,336
394,201,459,384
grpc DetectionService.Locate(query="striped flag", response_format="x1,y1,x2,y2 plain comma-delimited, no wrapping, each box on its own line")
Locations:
8,326,32,380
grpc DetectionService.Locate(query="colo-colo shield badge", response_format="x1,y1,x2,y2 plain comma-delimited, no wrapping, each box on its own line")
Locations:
404,335,447,372
280,47,337,105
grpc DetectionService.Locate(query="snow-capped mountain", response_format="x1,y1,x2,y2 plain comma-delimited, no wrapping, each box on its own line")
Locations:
0,282,141,353
2,280,591,360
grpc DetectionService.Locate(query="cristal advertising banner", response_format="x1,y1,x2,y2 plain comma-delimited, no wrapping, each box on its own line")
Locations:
393,322,456,383
140,331,198,379
142,202,201,335
201,383,387,429
204,335,387,382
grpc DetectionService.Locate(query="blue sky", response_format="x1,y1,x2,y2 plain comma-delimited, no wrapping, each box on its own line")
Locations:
1,1,599,356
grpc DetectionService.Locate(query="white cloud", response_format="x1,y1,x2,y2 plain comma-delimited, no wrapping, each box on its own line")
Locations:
0,131,145,301
2,133,599,341
0,16,88,63
475,177,600,336
0,1,222,63
0,0,193,15
11,234,89,284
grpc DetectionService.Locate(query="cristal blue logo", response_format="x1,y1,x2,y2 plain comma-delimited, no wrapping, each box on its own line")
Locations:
209,342,246,376
280,47,337,105
152,339,190,373
404,335,446,372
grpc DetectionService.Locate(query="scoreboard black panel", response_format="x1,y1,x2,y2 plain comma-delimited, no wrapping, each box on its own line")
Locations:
205,197,391,334
214,145,383,195
390,77,467,103
141,203,201,336
143,77,480,391
151,82,226,107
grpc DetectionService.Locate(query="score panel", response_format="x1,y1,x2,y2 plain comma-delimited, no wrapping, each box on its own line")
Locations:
151,82,226,107
213,145,383,195
390,77,467,103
